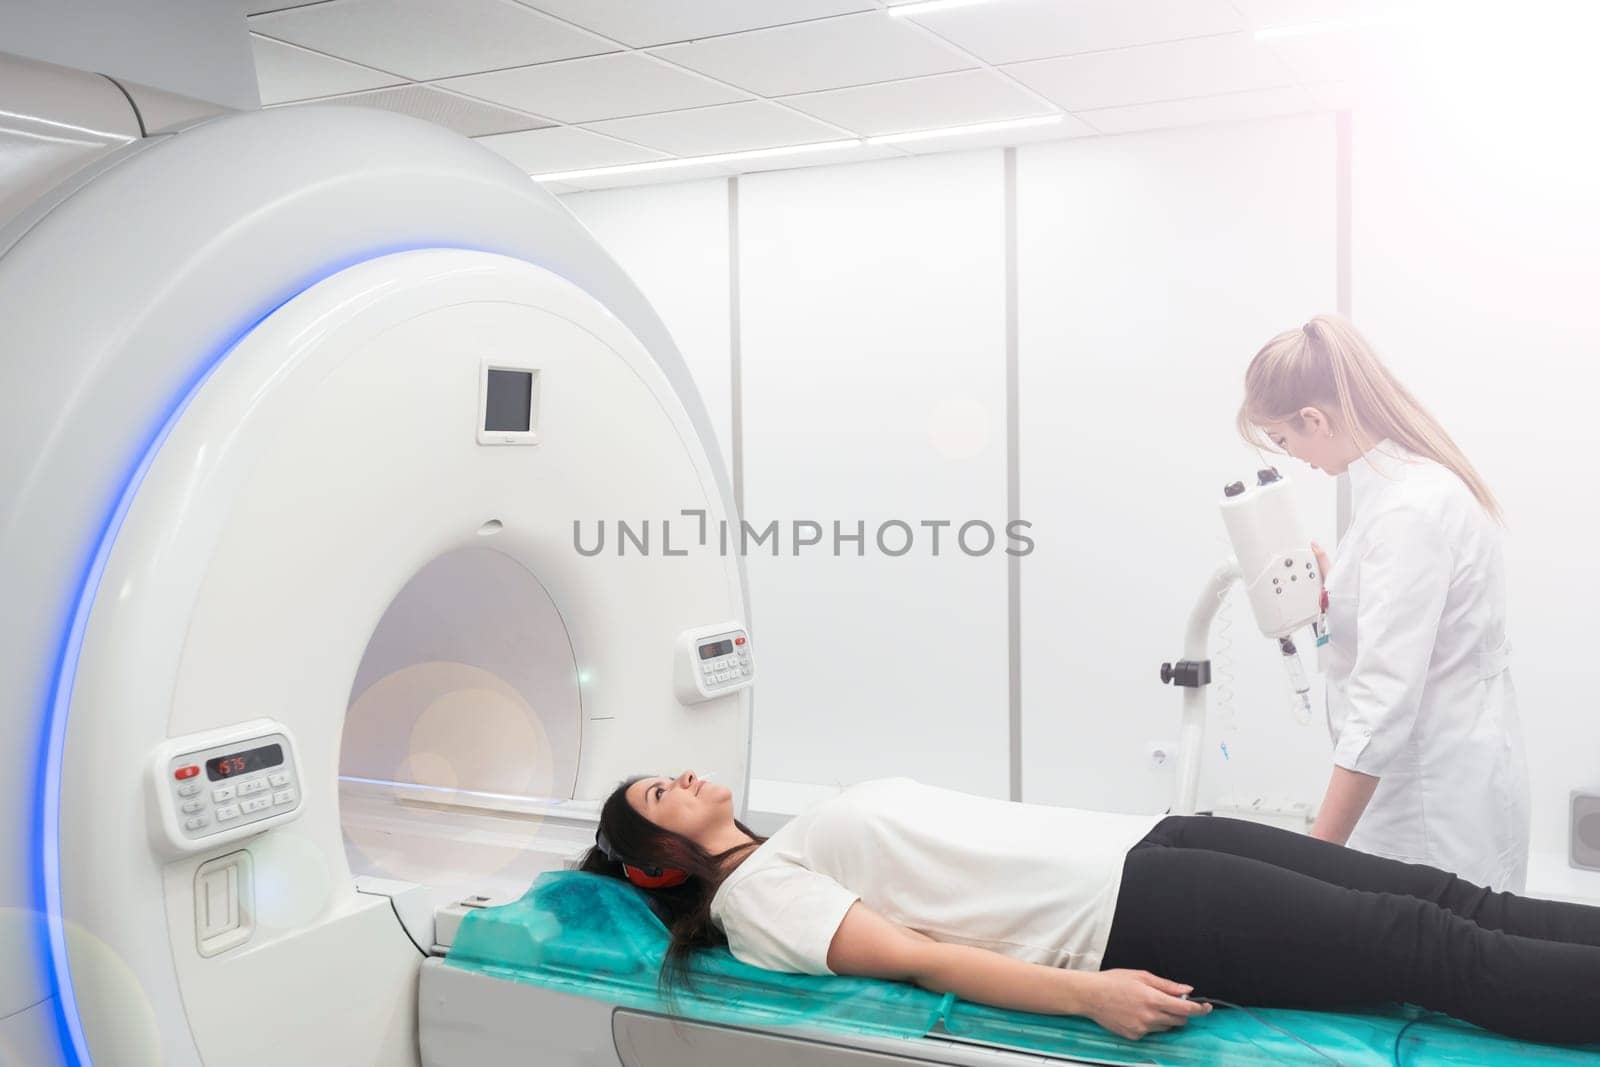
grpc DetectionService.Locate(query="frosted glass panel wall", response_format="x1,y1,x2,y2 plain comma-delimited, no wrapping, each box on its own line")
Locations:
562,180,734,466
1351,100,1600,855
739,152,1010,796
1017,115,1339,816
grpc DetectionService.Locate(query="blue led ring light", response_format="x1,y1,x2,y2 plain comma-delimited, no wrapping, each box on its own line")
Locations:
34,248,460,1066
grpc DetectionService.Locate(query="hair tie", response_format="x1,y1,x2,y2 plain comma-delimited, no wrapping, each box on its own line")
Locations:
1302,322,1316,338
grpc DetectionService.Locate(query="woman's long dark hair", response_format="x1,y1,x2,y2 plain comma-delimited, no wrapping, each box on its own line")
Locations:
578,776,766,997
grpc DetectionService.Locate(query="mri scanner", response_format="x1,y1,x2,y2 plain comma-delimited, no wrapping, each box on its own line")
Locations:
5,51,1592,1067
0,51,767,1067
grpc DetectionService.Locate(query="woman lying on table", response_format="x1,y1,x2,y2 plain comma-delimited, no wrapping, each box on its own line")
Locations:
579,771,1600,1045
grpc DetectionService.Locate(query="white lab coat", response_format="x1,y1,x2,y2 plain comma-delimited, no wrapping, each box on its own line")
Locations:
1323,441,1530,891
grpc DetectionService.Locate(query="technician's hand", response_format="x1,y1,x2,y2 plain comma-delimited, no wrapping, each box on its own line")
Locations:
1311,541,1331,592
1084,970,1211,1040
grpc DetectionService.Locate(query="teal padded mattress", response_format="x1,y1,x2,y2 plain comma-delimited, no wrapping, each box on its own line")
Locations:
445,871,1600,1066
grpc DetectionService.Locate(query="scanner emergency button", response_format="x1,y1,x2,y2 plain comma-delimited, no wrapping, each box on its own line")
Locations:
174,765,200,780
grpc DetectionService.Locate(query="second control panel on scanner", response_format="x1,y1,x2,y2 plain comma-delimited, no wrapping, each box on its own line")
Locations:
674,623,754,704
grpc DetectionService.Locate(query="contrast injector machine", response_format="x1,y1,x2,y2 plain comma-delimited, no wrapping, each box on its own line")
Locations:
1159,466,1324,813
1219,467,1322,715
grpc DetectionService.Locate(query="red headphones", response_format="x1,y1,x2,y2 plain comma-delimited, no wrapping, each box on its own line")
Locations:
596,830,689,889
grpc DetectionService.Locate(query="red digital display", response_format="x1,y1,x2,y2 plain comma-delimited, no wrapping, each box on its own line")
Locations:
206,743,283,781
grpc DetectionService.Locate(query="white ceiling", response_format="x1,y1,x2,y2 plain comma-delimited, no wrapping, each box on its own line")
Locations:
248,0,1396,191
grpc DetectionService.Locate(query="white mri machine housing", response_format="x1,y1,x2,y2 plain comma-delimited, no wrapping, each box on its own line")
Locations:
0,95,764,1066
0,79,1098,1067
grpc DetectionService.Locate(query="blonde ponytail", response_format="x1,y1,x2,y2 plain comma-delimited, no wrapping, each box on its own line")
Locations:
1237,314,1502,522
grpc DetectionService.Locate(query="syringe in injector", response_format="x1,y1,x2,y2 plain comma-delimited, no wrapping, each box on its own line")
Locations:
1278,636,1312,716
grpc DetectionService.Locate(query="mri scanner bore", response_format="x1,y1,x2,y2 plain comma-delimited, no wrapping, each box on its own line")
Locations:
2,64,1597,1067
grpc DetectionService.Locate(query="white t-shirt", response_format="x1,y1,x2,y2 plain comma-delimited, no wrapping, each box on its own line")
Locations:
709,778,1161,976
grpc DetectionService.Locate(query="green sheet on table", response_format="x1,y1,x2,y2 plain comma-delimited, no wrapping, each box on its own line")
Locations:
445,871,1600,1066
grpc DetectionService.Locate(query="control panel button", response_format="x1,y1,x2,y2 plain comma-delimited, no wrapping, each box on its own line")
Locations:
272,789,296,806
177,782,201,797
238,778,267,797
240,796,272,815
268,772,290,788
212,785,236,803
174,765,200,780
215,804,241,822
182,799,205,814
734,636,746,646
184,815,210,831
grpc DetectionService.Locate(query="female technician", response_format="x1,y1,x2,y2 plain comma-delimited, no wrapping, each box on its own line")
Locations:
1238,314,1529,891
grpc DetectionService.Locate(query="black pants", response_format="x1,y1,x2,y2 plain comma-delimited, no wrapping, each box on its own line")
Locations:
1100,815,1600,1045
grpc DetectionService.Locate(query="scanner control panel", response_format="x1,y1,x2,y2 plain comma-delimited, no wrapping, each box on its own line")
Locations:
151,721,304,856
674,623,754,705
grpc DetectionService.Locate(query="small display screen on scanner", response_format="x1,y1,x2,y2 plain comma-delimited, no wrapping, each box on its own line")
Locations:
206,743,284,781
485,368,533,432
699,640,734,660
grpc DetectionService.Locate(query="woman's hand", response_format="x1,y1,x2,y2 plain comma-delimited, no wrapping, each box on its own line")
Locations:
1083,970,1212,1040
1312,541,1331,594
826,903,1213,1035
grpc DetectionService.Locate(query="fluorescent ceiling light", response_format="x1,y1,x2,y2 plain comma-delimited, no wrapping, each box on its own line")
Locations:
1255,10,1416,39
866,114,1064,145
531,139,863,182
888,0,1003,15
532,115,1073,183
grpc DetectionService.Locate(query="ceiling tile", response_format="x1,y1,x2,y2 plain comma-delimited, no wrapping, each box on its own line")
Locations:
1305,81,1358,110
1005,33,1298,112
251,32,400,104
475,126,670,174
249,0,617,80
649,11,974,97
285,84,552,136
781,69,1055,136
246,1,329,12
1077,86,1319,135
1231,0,1407,32
1263,27,1420,87
438,53,747,124
583,100,850,157
901,0,1245,65
521,0,875,49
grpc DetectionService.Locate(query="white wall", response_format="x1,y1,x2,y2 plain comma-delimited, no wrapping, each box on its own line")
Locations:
562,102,1598,854
1350,81,1600,855
562,180,735,468
1016,114,1339,816
560,125,1339,813
737,152,1011,797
